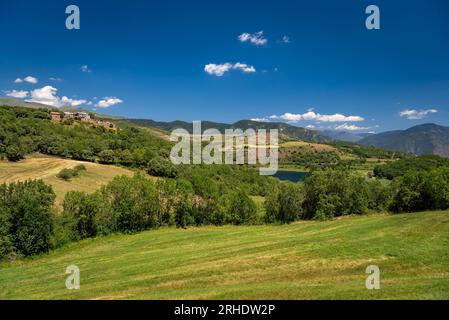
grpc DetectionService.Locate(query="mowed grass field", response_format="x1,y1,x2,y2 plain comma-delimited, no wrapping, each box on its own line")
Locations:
0,155,135,207
1,211,448,300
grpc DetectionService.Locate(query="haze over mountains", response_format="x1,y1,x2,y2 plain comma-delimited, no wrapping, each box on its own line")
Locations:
1,97,448,157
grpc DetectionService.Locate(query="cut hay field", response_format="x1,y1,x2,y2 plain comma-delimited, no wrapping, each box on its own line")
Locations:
1,211,448,300
0,155,136,207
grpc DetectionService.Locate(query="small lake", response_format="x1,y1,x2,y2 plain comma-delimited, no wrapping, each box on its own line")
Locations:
273,170,308,182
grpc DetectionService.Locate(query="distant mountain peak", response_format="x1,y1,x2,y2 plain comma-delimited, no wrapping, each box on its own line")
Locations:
360,123,449,157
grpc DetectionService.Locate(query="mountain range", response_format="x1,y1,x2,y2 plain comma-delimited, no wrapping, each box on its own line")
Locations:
360,123,449,157
126,118,332,143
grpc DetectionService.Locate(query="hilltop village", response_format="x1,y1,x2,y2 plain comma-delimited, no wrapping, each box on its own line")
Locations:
50,111,117,130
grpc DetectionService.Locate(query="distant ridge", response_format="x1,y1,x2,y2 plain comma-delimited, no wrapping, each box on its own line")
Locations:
360,123,449,157
321,130,373,142
126,119,333,144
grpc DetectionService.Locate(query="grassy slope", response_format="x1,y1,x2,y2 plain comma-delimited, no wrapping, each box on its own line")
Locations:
0,155,135,207
1,212,448,300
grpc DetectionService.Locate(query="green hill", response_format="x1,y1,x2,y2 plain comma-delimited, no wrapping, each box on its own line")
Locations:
1,211,448,300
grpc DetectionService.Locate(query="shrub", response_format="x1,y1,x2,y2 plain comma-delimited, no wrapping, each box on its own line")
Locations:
57,165,87,181
57,168,75,180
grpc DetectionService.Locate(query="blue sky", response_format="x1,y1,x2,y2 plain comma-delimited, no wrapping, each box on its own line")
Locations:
0,0,448,132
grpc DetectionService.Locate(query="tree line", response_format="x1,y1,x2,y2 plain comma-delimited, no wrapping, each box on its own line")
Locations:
2,161,448,260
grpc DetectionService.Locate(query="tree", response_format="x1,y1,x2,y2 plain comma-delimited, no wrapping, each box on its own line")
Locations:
303,169,368,220
62,191,99,240
0,180,55,257
175,195,193,228
225,191,257,225
278,183,304,223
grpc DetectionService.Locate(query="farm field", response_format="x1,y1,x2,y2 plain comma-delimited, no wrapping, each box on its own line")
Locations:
0,155,136,207
1,211,448,300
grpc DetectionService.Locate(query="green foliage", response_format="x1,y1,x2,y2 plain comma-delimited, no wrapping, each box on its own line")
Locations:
374,155,449,180
223,191,257,225
0,180,55,259
366,179,393,212
303,169,369,220
56,165,87,181
332,141,403,159
0,105,170,167
102,174,160,232
281,151,340,170
391,167,449,212
62,191,99,240
147,157,178,178
5,145,24,161
264,182,304,223
175,195,193,228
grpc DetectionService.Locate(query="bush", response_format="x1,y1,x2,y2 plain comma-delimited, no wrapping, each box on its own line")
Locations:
57,168,75,180
57,165,87,181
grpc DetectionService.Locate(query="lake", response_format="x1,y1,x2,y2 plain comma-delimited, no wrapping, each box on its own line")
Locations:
273,170,308,182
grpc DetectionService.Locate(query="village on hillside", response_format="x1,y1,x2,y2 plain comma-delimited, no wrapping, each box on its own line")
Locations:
50,111,117,130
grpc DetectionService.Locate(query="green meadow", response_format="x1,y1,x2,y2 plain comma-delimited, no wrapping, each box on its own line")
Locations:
1,211,448,300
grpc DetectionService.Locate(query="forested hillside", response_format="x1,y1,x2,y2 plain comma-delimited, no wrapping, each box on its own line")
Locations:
0,105,171,166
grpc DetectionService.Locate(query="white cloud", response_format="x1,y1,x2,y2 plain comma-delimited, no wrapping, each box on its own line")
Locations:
204,63,233,76
26,86,88,107
305,125,315,129
81,65,92,73
61,96,87,107
270,112,302,123
280,35,290,44
232,63,256,73
399,108,437,120
269,111,364,123
334,123,371,131
238,31,267,46
26,86,62,107
250,117,269,122
14,76,38,84
49,77,63,81
96,97,123,108
204,62,256,76
4,90,28,99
